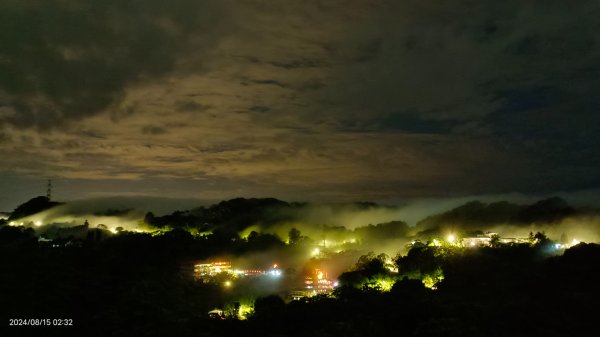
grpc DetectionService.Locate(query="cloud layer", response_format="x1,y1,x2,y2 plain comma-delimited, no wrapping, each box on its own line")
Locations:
1,0,599,209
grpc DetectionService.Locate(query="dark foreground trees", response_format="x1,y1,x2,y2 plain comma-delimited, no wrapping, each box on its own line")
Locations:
0,224,598,337
243,243,599,337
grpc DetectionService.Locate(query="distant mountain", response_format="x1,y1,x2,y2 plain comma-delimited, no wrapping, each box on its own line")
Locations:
515,196,575,224
416,200,522,231
8,196,63,220
145,197,297,231
6,195,588,243
143,198,399,233
415,197,577,234
354,221,410,243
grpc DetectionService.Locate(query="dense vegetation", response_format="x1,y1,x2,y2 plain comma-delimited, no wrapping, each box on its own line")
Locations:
0,223,598,337
1,196,599,336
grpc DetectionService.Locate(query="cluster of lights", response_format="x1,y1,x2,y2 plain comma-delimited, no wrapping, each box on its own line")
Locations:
553,239,582,250
305,269,335,293
424,232,584,251
428,235,458,246
195,261,284,284
268,264,282,277
268,270,282,277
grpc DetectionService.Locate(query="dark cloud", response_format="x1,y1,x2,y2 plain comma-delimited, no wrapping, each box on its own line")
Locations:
242,79,289,88
175,100,211,113
0,131,9,142
0,0,599,205
0,0,225,129
141,125,167,135
248,106,271,113
270,58,330,69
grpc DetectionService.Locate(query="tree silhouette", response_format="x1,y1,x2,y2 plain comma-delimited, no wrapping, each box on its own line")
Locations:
288,227,301,244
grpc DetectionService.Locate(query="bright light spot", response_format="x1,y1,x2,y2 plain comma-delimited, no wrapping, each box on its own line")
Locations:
34,221,42,227
447,234,455,243
572,239,580,246
470,241,476,247
273,264,278,269
9,221,15,226
109,227,118,234
554,243,562,250
432,239,441,247
312,248,320,256
269,269,282,277
317,271,323,280
224,281,232,288
333,281,339,287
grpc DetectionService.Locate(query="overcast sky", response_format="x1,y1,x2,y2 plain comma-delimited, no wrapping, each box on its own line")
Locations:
1,0,599,210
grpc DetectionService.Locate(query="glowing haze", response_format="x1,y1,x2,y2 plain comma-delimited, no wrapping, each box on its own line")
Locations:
1,0,600,210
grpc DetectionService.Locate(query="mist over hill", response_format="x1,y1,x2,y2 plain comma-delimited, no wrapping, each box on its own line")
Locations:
3,195,600,247
1,195,599,337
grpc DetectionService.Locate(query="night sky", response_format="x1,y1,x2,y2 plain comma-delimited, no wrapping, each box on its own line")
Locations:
1,1,599,210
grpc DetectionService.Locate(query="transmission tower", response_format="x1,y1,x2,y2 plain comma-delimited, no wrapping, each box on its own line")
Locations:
46,179,52,201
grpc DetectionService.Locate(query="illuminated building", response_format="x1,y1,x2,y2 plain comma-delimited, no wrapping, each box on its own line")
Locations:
462,232,498,247
499,237,529,244
237,269,265,277
208,309,224,320
194,261,233,282
194,261,282,282
462,236,492,247
290,268,336,301
210,261,232,274
305,269,334,294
